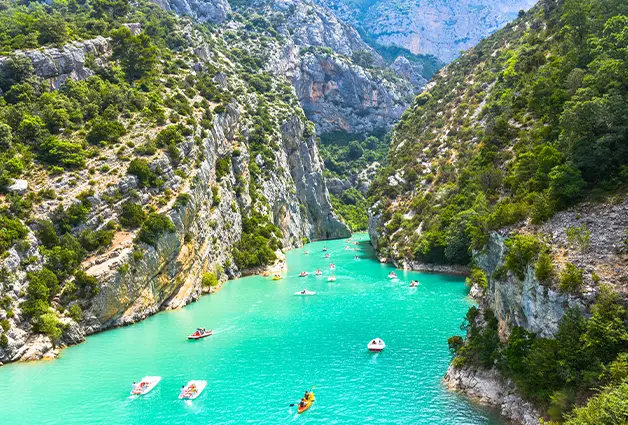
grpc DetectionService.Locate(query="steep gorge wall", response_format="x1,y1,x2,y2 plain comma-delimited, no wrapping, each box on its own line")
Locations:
0,32,349,363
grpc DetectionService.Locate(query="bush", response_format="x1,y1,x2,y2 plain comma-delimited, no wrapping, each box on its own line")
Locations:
119,202,146,228
78,228,115,252
466,268,488,290
201,272,218,288
0,333,8,348
127,159,158,187
566,225,591,253
39,136,86,169
35,312,62,343
68,304,83,322
535,252,555,282
505,234,542,280
559,263,584,293
74,270,99,298
564,380,628,425
86,119,126,145
138,213,175,246
215,156,231,181
0,216,28,254
36,220,59,248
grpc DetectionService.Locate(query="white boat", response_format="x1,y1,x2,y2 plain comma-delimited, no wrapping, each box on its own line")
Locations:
329,264,336,270
314,270,323,276
294,289,316,296
368,338,386,352
327,276,336,282
410,281,419,288
131,376,161,395
388,272,397,279
179,380,207,400
299,271,309,277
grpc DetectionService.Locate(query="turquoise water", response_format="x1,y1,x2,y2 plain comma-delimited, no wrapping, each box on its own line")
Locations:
1,235,503,424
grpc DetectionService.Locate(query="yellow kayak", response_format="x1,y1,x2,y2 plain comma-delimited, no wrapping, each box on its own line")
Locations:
271,275,282,281
298,392,315,414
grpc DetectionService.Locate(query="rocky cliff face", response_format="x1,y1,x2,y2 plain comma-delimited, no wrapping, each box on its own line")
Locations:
210,0,417,135
315,0,537,63
151,0,231,23
0,22,349,363
0,36,111,92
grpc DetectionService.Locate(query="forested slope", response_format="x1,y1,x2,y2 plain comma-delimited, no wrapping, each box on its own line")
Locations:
369,0,628,422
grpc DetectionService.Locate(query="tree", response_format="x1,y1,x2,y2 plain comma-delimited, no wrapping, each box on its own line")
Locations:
119,202,146,229
111,27,158,81
138,213,175,246
548,164,585,208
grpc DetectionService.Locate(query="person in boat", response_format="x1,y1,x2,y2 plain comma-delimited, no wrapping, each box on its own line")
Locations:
323,247,327,251
132,381,138,392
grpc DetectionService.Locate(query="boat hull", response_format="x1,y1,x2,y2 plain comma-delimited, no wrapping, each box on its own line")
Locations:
188,330,212,340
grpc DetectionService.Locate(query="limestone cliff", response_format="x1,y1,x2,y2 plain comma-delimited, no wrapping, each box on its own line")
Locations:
150,0,231,23
0,19,348,363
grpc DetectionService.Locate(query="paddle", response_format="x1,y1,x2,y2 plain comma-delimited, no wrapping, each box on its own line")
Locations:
289,386,316,407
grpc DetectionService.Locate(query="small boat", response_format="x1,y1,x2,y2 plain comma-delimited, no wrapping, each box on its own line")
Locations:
315,269,322,276
368,338,386,352
354,255,359,260
322,247,327,252
188,328,212,340
388,272,397,279
410,280,419,288
262,271,270,277
328,275,336,282
304,251,309,255
345,246,350,250
179,380,207,400
131,376,161,395
329,263,336,270
324,254,330,259
298,392,316,414
299,271,309,277
272,275,282,281
294,289,316,296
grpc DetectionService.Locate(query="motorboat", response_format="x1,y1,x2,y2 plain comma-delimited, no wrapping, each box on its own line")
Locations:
179,380,207,400
368,338,386,352
299,271,309,277
131,376,161,395
387,272,397,279
294,289,316,296
304,251,309,255
272,275,283,281
324,254,331,259
410,281,419,288
315,269,322,276
188,328,212,340
327,275,336,282
322,247,327,252
329,263,336,270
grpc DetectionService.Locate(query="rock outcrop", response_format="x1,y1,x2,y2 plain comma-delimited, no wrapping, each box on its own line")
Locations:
444,365,542,425
0,36,111,91
151,0,231,24
315,0,537,62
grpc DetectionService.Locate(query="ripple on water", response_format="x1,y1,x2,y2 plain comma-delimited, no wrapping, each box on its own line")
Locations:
0,235,503,425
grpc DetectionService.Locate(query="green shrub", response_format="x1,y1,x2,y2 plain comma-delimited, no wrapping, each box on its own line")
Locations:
127,159,158,187
86,119,126,145
120,202,146,229
39,136,86,169
138,213,175,246
566,225,591,253
559,263,584,294
215,156,231,181
68,304,83,322
535,252,555,282
0,319,10,332
505,234,542,280
0,333,8,349
74,270,99,298
35,312,62,343
201,272,218,288
0,216,28,254
78,228,114,252
466,268,488,290
564,380,628,425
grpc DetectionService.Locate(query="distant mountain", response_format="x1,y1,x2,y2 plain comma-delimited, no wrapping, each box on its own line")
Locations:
314,0,538,63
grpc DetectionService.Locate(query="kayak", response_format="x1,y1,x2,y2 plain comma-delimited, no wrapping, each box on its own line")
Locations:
294,290,316,296
179,380,207,400
131,376,161,395
368,338,386,352
298,392,315,414
188,329,212,340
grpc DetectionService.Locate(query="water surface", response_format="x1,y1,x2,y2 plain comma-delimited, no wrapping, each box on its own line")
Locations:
1,235,503,424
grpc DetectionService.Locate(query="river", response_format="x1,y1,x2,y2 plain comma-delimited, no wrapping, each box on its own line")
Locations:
0,234,503,424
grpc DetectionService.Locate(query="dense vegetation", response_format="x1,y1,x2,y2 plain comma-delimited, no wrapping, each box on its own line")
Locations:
450,285,628,421
320,131,389,231
0,0,313,348
370,0,628,265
